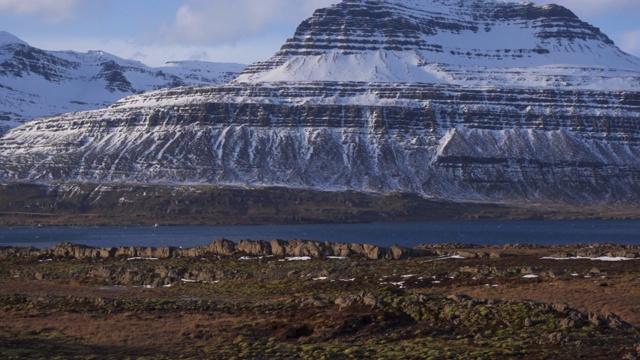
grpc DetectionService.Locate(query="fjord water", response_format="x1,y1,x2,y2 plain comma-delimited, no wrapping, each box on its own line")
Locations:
1,220,639,249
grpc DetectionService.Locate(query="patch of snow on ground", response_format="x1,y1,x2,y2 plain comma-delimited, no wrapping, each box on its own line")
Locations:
239,256,263,260
282,256,312,261
180,279,219,284
425,255,466,262
542,256,636,262
380,281,405,288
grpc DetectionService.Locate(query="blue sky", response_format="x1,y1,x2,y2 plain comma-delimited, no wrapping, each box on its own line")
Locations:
0,0,639,67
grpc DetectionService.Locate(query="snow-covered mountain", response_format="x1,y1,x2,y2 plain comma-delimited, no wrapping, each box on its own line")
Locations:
0,31,246,134
237,0,640,89
1,0,640,205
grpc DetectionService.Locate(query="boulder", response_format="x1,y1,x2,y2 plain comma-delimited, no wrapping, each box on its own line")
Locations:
246,240,266,255
210,238,238,256
269,239,288,257
331,242,354,257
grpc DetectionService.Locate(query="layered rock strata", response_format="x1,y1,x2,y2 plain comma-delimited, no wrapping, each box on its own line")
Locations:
1,81,639,203
1,0,639,205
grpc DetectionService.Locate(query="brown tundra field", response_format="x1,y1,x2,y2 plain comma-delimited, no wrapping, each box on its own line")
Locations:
1,240,640,359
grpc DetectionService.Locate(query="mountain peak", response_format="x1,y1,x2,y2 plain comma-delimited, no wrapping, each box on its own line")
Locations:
374,0,498,8
0,31,28,46
236,0,639,88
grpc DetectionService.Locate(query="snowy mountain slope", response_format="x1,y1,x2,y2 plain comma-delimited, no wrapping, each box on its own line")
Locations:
236,0,640,88
1,0,640,206
2,80,639,204
0,31,246,134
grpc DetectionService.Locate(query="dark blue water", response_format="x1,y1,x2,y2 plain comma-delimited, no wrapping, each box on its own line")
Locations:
1,220,639,249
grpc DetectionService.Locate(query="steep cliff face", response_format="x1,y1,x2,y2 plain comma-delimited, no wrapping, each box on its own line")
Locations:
0,31,246,134
0,0,639,205
2,81,639,203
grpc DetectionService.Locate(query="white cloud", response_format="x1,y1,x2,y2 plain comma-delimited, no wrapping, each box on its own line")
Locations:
618,29,640,56
161,0,336,45
0,0,84,23
126,38,287,66
26,33,271,67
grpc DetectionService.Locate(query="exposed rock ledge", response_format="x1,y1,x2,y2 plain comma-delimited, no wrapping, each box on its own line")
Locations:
2,239,639,262
0,239,433,261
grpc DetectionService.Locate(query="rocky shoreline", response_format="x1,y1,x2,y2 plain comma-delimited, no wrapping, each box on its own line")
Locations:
1,239,429,261
3,239,640,262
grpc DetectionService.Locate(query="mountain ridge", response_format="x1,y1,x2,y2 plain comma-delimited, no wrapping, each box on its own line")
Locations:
0,31,246,134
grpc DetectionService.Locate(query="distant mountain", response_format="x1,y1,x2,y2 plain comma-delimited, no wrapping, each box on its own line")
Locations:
0,31,246,134
1,0,640,207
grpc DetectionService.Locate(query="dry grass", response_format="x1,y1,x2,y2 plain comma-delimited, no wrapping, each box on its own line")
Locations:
1,247,640,359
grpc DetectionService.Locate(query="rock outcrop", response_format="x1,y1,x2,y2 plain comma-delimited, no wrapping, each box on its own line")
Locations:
3,239,433,261
5,240,637,262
